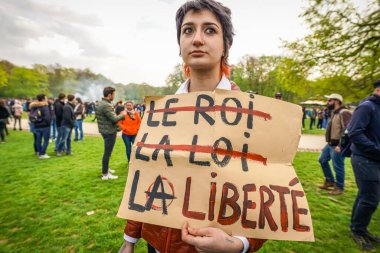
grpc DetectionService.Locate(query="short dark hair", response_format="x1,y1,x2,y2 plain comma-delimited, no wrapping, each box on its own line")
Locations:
175,0,234,65
58,93,66,100
103,86,115,97
373,79,380,88
76,97,82,104
67,94,75,102
36,94,45,102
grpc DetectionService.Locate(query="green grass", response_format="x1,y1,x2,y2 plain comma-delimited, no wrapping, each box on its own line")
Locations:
302,117,325,135
0,132,379,252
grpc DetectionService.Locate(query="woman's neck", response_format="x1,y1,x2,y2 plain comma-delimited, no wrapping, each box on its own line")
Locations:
188,68,222,92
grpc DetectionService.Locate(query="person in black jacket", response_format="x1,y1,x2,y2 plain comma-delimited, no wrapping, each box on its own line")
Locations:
29,94,52,159
349,79,380,251
0,99,11,143
57,94,76,156
54,93,66,151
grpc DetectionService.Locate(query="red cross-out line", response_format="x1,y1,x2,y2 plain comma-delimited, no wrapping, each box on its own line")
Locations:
147,105,272,121
136,142,267,165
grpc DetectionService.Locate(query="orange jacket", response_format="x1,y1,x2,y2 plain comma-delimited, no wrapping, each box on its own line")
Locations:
119,112,141,136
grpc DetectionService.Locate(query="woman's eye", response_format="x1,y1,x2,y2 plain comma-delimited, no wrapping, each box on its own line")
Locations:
183,27,193,34
205,27,216,34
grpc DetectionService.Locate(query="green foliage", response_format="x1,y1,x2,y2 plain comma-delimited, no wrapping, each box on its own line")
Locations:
0,67,9,89
284,0,380,98
232,55,301,102
165,63,185,94
0,67,49,98
124,83,166,103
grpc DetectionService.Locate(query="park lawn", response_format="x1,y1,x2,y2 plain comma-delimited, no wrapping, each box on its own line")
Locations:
301,117,325,135
0,132,379,253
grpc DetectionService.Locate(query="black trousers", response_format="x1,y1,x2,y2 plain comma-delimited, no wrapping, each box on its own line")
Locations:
0,121,5,141
101,133,117,174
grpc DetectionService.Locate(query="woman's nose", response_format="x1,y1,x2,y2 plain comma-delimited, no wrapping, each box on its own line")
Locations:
192,29,204,46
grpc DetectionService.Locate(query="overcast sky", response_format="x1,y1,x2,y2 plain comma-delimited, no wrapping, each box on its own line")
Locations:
0,0,365,86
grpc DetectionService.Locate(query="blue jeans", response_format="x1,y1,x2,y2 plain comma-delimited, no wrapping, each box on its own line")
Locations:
74,119,84,141
51,119,57,139
55,126,63,151
35,127,50,155
57,126,72,153
319,144,346,190
122,134,137,162
350,154,380,235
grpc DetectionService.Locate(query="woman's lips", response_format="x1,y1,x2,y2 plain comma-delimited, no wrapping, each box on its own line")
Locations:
190,50,206,56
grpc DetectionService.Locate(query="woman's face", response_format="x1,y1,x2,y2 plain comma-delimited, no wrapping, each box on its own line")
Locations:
180,9,224,72
125,103,133,111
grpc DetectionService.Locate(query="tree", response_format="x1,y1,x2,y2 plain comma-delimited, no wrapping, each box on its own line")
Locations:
165,63,185,94
5,67,49,98
284,0,380,97
0,68,8,89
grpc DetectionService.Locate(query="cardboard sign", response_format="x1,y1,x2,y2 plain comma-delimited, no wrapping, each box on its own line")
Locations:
117,90,314,242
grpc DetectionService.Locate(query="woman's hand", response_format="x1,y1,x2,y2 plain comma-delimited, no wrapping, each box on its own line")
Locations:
181,222,243,253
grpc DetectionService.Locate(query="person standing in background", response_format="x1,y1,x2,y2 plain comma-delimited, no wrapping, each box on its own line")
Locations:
0,99,11,143
12,100,23,131
318,94,352,195
349,80,380,251
29,94,52,159
57,94,76,156
119,101,141,163
74,97,85,142
95,87,126,180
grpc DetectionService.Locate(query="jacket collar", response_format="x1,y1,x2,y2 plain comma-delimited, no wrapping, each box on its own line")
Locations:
175,74,231,94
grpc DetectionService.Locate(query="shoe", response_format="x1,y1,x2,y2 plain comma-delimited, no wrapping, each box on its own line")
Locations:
35,152,39,156
351,232,375,251
66,152,73,156
19,128,22,131
101,173,118,180
318,180,335,190
39,154,50,159
109,169,116,174
74,139,78,142
329,187,344,195
1,141,5,144
57,152,62,157
366,232,380,243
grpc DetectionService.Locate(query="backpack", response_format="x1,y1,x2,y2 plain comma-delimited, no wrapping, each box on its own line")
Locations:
340,128,351,157
340,100,376,157
29,107,46,127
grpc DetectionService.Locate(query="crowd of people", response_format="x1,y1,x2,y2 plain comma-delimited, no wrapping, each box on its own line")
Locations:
314,83,380,251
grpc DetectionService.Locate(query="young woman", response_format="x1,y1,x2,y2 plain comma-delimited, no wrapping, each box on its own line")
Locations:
120,1,266,252
119,101,142,163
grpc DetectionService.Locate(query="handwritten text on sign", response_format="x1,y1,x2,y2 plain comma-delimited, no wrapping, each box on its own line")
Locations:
118,90,314,241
